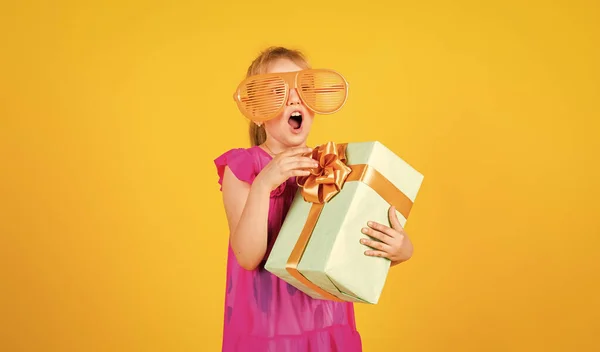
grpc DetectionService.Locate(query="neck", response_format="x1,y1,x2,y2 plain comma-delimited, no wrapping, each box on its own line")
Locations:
262,137,306,155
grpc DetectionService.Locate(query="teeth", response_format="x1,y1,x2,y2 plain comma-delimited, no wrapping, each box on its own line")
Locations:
291,111,302,117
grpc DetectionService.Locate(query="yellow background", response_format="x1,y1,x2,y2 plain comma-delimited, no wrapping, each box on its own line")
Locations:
1,0,599,351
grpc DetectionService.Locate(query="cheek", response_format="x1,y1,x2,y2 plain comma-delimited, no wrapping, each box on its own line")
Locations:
304,113,315,126
263,117,285,134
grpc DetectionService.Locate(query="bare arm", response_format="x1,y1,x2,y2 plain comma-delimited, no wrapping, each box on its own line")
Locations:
221,146,317,271
221,166,271,270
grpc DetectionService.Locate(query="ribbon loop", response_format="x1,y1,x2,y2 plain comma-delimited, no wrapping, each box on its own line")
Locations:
297,142,352,204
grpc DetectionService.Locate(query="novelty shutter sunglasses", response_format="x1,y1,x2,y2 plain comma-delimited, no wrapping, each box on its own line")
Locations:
233,69,349,122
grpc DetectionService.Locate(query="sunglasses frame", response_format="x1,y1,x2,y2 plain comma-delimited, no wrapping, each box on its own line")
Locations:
232,68,349,122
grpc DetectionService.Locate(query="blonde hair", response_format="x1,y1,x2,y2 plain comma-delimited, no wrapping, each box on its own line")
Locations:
245,46,311,146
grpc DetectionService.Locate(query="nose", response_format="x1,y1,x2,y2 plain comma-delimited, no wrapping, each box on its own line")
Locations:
287,88,301,106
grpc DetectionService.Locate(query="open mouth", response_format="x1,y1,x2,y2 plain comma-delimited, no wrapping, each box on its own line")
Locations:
288,111,303,130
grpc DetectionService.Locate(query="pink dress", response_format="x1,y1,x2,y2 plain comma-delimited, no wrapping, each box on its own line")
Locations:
215,146,363,352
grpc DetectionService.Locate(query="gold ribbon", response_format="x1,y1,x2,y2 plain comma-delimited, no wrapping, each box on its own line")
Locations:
285,142,414,301
296,141,352,204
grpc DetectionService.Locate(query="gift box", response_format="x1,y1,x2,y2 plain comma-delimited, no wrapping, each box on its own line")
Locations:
264,141,424,304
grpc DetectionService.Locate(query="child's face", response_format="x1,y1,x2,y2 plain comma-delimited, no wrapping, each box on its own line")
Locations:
262,59,315,148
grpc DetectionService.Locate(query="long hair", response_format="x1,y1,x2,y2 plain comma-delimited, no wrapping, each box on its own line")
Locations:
244,46,311,146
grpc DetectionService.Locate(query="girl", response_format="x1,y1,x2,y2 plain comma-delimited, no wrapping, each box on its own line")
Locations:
214,46,414,352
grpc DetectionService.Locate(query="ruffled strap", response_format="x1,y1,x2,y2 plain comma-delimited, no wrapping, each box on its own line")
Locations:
215,147,291,197
214,148,257,190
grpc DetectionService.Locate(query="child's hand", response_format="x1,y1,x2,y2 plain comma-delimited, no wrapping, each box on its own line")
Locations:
255,146,318,191
360,206,414,265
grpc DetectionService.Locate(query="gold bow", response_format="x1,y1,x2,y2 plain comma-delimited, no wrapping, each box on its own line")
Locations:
297,141,352,204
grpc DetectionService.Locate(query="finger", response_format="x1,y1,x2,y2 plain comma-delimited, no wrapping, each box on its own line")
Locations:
367,221,396,238
360,237,392,252
361,226,392,244
281,146,313,157
289,169,311,177
282,161,319,174
281,156,319,168
364,249,391,259
388,206,404,231
284,157,319,169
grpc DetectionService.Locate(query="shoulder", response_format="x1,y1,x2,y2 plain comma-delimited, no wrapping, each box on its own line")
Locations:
214,146,269,189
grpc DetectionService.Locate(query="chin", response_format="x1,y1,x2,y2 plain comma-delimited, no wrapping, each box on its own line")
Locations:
285,133,311,147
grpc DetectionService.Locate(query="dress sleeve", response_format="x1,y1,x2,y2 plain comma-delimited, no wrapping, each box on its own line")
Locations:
214,148,257,190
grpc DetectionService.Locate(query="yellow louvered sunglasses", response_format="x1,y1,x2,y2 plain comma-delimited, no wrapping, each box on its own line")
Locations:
233,69,349,122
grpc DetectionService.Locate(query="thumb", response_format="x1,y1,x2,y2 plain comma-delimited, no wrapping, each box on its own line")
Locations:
388,206,403,230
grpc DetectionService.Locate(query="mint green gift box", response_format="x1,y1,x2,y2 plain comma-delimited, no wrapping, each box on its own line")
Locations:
264,141,424,304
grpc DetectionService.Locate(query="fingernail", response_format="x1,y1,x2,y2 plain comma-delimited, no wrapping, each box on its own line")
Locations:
360,239,366,244
367,221,373,227
361,228,368,233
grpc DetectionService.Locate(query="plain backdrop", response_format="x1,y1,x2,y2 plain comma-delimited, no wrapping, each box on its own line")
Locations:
1,0,599,351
